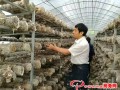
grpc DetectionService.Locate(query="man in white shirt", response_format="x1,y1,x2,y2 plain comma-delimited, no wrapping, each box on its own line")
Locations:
47,23,89,90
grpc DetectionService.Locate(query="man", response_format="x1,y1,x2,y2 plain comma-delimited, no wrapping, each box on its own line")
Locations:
86,36,95,77
86,36,95,63
47,23,89,90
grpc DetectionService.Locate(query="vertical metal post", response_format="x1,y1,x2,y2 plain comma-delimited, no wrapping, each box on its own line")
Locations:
105,32,108,90
30,10,35,90
113,27,116,67
59,27,63,73
112,25,117,87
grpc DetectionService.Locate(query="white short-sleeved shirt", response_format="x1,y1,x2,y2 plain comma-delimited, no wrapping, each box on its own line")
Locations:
68,36,89,64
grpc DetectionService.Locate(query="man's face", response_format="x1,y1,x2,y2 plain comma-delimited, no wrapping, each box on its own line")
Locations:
72,28,83,39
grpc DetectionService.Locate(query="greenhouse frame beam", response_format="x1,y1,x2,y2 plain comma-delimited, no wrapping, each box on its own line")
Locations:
77,0,84,22
49,0,120,11
45,0,75,25
60,12,115,21
94,1,115,29
54,7,119,16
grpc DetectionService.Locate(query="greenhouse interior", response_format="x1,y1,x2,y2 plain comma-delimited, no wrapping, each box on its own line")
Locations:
0,0,120,90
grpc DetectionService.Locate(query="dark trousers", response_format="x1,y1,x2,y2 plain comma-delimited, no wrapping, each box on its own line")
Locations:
65,64,89,90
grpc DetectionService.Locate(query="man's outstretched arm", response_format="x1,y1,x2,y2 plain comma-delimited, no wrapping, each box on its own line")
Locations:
46,44,70,55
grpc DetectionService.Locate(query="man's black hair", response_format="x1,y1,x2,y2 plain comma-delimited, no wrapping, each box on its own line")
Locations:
75,23,88,36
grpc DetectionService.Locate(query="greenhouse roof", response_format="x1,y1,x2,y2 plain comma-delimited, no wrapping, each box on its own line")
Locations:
29,0,120,33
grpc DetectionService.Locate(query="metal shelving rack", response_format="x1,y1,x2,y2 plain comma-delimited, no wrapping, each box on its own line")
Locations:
0,0,35,90
94,26,119,90
0,1,73,90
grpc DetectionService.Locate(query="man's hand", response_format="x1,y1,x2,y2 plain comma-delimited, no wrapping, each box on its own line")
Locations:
46,44,56,50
